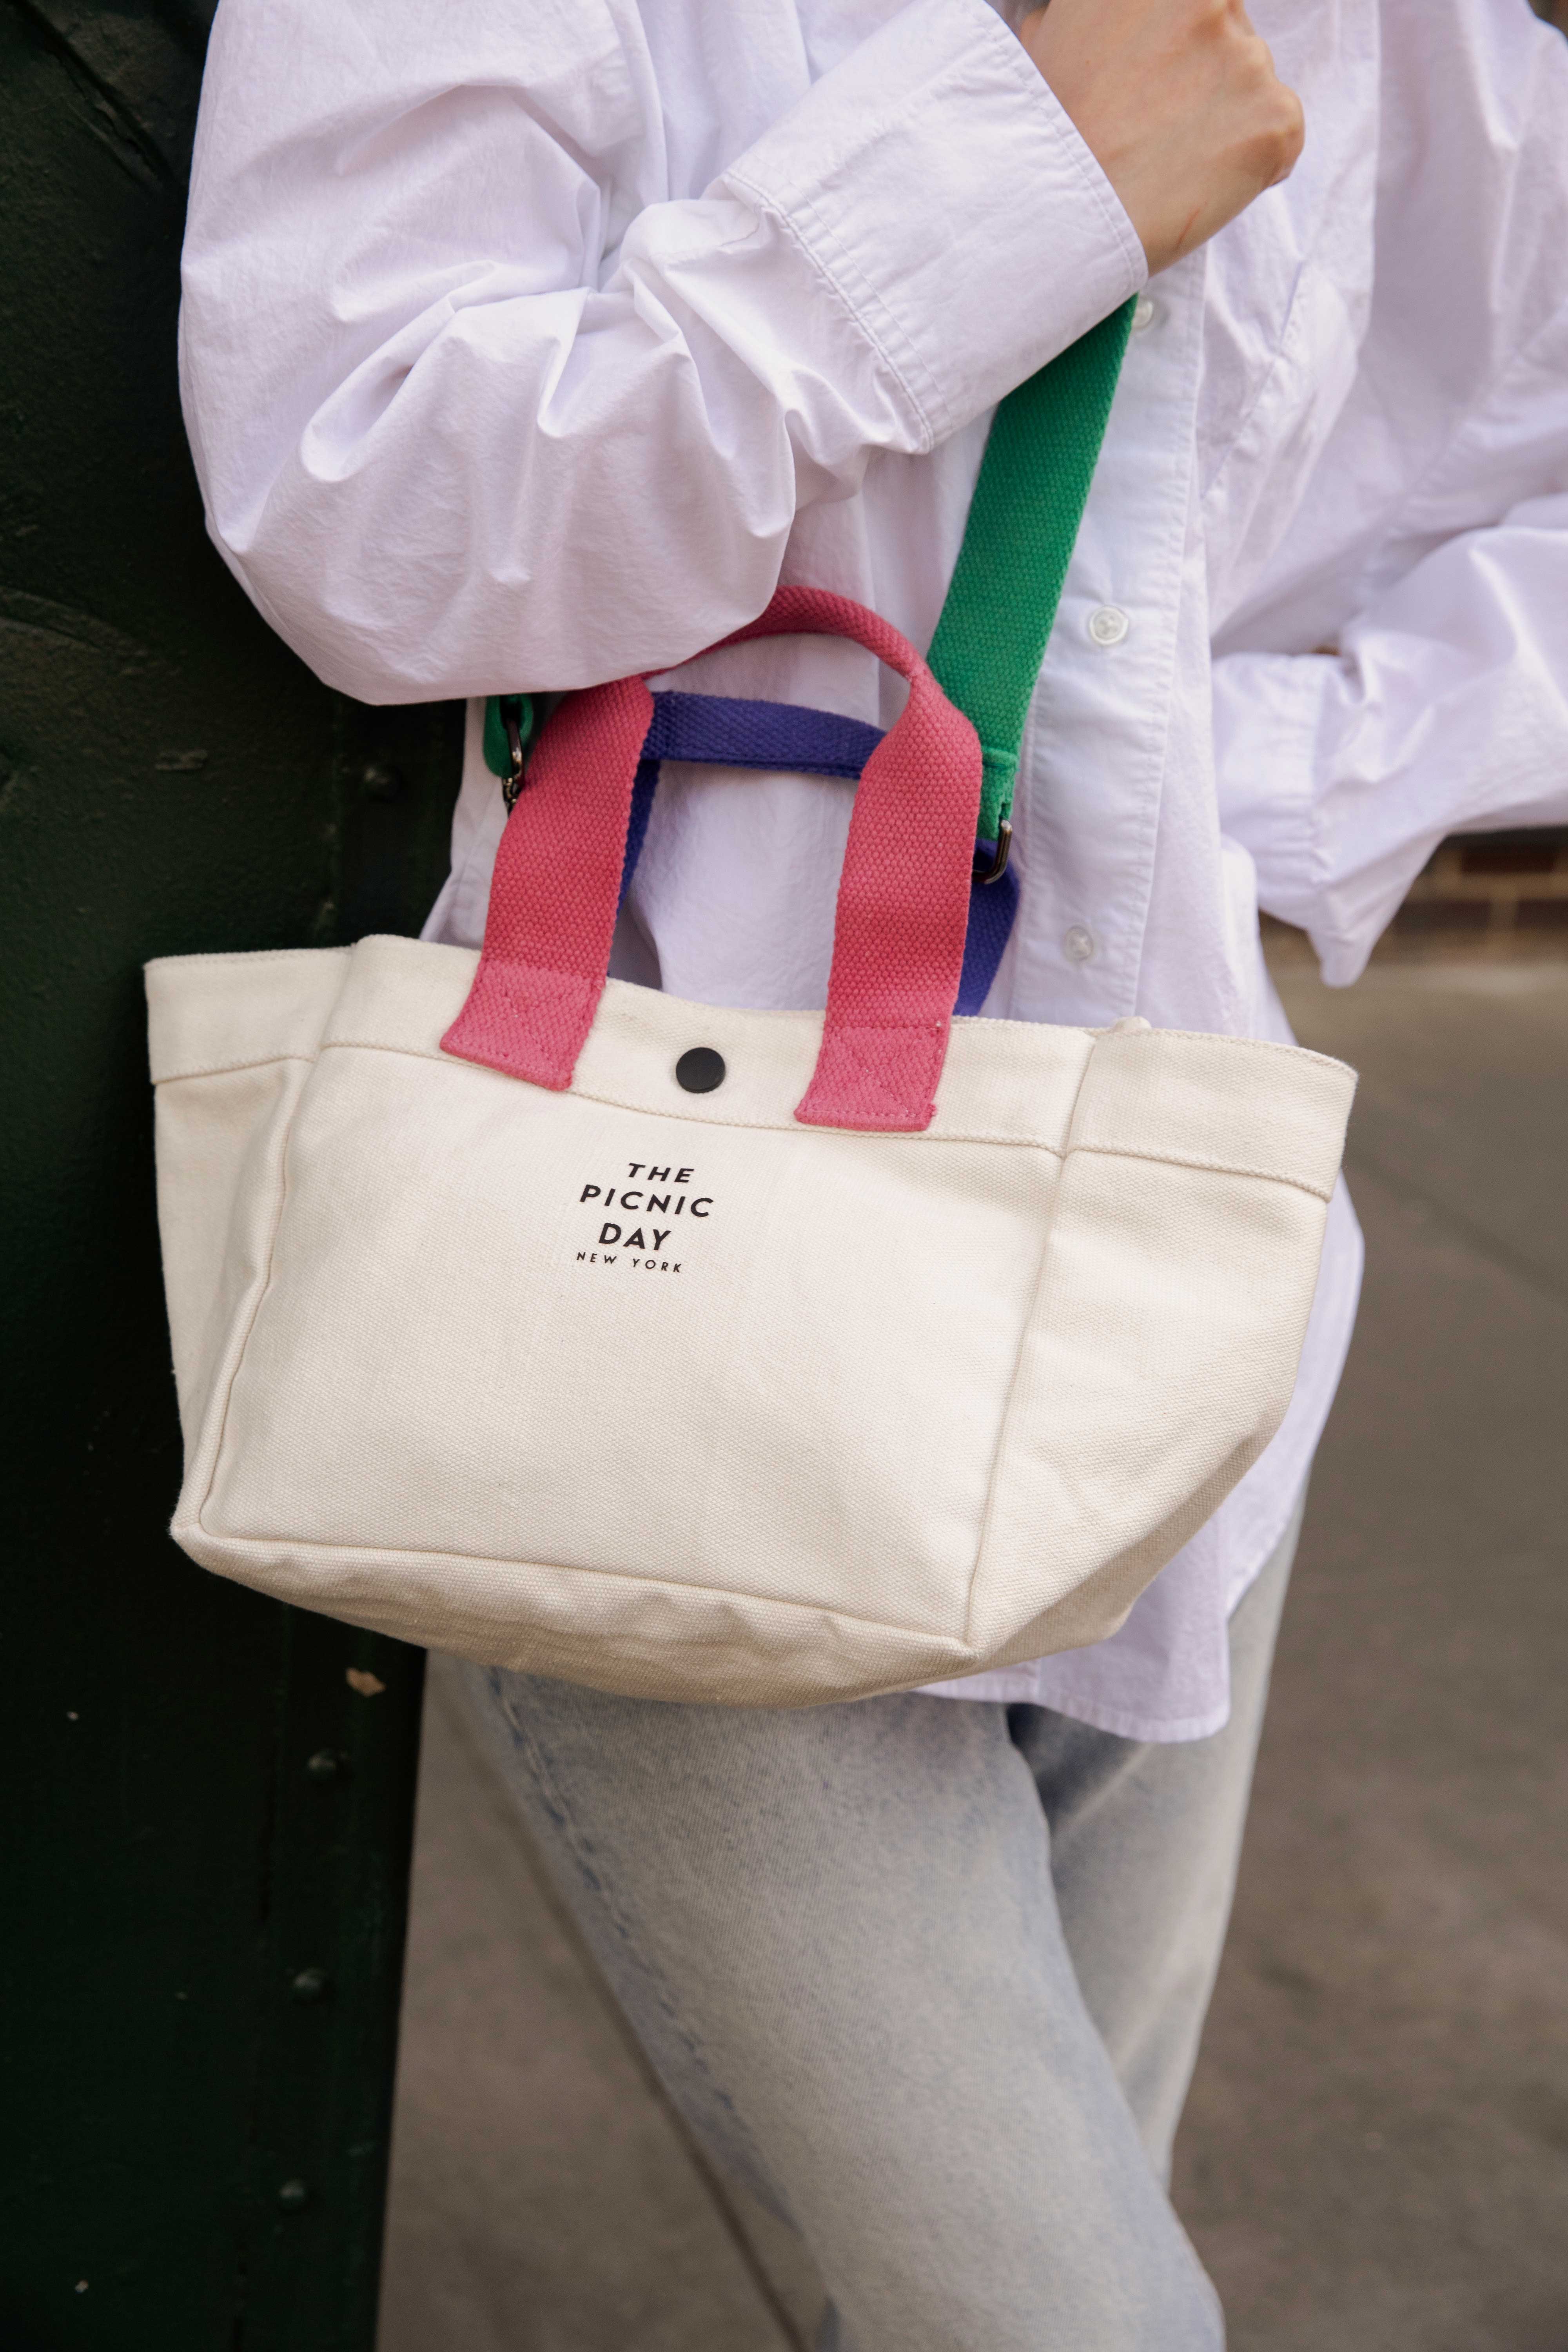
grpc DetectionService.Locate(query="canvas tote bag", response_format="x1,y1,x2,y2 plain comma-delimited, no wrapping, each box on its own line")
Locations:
147,307,1356,1706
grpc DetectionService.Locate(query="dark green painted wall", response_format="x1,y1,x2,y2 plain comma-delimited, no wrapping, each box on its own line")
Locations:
0,4,459,2341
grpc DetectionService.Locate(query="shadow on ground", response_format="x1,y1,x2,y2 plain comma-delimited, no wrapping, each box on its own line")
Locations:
379,963,1568,2352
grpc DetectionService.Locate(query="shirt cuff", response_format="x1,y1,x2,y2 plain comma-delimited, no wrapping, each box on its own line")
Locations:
1212,649,1338,955
717,0,1146,450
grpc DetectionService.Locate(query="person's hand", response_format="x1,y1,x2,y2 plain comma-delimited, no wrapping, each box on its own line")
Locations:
1019,0,1303,276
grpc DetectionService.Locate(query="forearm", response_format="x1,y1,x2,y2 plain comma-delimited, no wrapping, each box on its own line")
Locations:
1214,492,1568,982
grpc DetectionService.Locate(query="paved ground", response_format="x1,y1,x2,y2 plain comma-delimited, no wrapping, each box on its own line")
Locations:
378,961,1568,2352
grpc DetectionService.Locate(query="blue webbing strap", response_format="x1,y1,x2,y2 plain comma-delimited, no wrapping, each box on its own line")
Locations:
621,692,1018,1016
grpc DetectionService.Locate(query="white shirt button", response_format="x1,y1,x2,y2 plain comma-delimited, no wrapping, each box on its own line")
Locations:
1063,925,1096,965
1087,605,1130,647
1132,294,1157,333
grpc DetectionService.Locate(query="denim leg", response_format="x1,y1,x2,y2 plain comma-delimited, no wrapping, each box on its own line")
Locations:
1015,1492,1305,2179
458,1662,1222,2350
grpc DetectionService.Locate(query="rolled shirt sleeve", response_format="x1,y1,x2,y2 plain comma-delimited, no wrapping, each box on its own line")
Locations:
179,0,1143,704
1214,488,1568,985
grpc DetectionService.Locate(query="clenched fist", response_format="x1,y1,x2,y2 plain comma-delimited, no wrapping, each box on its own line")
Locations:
1019,0,1303,276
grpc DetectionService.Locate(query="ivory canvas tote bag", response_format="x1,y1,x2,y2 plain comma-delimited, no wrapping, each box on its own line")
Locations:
147,309,1355,1706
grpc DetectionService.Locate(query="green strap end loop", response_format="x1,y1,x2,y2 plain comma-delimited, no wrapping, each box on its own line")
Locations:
483,692,537,784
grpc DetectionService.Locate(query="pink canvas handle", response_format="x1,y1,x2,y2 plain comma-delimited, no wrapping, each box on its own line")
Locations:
441,586,982,1132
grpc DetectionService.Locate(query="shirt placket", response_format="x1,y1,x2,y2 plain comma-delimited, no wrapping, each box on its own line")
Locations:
1005,254,1207,1027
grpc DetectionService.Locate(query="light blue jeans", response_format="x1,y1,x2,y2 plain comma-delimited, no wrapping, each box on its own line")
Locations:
459,1496,1303,2351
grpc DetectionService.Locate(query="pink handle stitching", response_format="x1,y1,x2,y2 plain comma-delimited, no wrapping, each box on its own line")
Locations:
441,589,982,1132
440,673,654,1089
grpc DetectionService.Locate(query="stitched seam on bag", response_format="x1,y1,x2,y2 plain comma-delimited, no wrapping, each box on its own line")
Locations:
1062,1023,1354,1073
957,1033,1102,1652
321,1022,1354,1080
315,1039,1072,1151
154,1050,320,1086
1101,1027,1355,1077
192,1527,968,1643
192,1074,305,1536
1065,1142,1335,1200
146,947,352,973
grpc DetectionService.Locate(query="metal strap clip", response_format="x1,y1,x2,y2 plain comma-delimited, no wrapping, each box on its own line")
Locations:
973,820,1013,885
501,700,528,814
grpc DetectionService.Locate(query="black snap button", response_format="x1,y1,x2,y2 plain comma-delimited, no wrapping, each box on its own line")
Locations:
675,1046,726,1094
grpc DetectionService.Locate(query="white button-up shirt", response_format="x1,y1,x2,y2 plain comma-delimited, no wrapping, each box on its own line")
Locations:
180,0,1568,1738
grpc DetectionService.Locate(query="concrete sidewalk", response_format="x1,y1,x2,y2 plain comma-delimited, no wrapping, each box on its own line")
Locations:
378,962,1568,2352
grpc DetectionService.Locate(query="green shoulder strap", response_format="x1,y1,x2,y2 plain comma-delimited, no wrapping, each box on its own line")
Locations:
484,298,1133,847
927,297,1134,849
